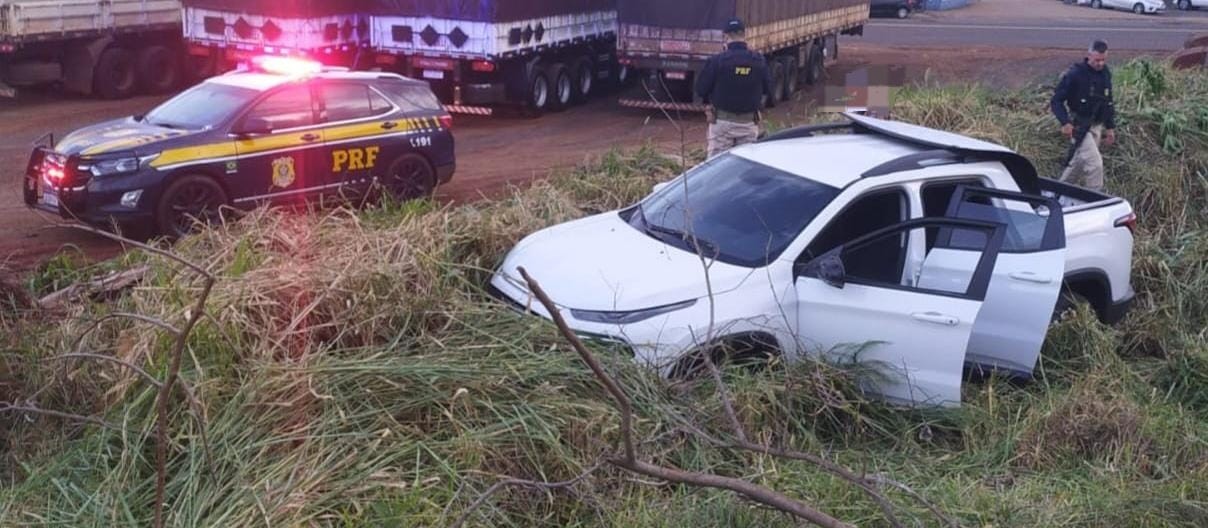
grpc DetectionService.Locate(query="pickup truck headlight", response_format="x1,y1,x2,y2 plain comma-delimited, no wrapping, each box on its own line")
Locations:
571,299,696,325
84,154,158,177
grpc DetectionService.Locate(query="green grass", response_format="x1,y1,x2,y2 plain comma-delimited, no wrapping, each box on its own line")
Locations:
0,58,1206,527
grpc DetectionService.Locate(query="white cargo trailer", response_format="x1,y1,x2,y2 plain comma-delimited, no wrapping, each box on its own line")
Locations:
0,0,184,98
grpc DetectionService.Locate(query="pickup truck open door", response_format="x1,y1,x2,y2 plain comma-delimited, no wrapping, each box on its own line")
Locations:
940,186,1067,379
795,218,1007,408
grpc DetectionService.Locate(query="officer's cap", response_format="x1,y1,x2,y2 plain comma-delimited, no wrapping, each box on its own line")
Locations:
724,18,745,34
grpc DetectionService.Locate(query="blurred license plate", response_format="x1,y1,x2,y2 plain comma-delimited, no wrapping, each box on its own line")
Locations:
422,70,445,80
40,186,58,207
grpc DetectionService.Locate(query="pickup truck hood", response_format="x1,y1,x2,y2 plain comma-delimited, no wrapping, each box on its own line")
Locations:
495,212,754,312
54,118,194,157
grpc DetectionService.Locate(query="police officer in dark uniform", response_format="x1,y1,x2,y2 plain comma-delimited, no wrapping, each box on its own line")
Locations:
695,18,774,159
1051,39,1116,192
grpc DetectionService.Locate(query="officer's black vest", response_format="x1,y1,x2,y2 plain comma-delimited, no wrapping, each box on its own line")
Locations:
710,44,765,114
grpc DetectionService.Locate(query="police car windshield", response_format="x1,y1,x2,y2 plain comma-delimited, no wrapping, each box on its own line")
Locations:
143,82,260,130
632,154,841,268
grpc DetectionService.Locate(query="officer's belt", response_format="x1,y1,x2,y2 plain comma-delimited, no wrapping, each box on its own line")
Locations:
715,110,757,123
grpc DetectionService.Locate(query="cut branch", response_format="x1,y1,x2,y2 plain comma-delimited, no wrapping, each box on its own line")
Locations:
45,352,163,388
450,460,606,528
0,402,119,430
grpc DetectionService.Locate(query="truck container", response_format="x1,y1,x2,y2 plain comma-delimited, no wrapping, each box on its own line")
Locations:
1,0,184,99
368,0,629,116
181,0,370,78
616,0,869,112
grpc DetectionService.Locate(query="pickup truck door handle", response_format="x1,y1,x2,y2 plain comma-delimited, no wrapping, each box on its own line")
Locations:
911,312,960,327
1008,271,1053,284
381,121,398,130
300,133,321,142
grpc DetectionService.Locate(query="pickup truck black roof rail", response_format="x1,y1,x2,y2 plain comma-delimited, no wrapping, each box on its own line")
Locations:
759,111,1043,195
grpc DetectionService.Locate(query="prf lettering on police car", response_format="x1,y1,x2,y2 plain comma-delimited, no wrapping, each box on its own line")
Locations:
332,146,381,172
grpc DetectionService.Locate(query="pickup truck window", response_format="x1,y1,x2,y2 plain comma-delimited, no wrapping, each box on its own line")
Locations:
923,179,988,250
802,189,907,267
634,154,840,267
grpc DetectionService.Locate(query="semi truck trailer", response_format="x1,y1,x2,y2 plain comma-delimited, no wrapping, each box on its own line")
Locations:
616,0,869,112
1,0,184,99
368,0,628,116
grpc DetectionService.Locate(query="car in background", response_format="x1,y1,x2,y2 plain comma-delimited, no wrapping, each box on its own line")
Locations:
871,0,920,19
1085,0,1166,14
1175,0,1203,10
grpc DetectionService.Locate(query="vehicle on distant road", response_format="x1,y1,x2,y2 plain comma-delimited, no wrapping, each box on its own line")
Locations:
1175,0,1203,10
871,0,920,19
491,111,1137,409
24,56,455,239
1084,0,1167,14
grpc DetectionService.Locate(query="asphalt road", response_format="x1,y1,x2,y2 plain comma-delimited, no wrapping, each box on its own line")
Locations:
857,9,1208,50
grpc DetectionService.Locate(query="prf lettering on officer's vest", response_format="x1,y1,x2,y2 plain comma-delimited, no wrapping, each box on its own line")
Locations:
735,66,752,76
332,146,381,172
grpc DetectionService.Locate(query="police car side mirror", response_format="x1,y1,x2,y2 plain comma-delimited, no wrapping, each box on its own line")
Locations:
235,118,274,137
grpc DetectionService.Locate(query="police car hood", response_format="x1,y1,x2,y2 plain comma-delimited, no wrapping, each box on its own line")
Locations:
54,117,197,157
492,211,754,312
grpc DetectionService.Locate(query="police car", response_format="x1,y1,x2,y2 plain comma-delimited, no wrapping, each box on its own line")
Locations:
23,56,456,238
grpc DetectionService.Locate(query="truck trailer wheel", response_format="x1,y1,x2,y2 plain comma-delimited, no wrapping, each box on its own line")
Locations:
545,63,573,112
524,69,551,116
93,47,137,100
769,60,786,104
570,56,595,103
804,43,825,86
135,45,180,94
778,56,799,101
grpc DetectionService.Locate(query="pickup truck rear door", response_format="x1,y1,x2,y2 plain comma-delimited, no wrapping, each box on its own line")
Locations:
795,218,1006,408
942,185,1067,379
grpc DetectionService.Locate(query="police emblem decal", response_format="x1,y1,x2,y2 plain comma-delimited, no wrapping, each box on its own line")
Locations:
272,156,296,188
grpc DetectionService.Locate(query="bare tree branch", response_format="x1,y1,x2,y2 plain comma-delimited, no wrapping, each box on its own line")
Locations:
70,312,181,353
45,352,163,388
0,401,120,430
450,460,607,528
867,473,960,528
517,267,850,528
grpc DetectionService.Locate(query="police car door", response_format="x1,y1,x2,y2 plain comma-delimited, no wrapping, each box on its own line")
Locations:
317,82,397,198
231,83,326,204
941,185,1066,379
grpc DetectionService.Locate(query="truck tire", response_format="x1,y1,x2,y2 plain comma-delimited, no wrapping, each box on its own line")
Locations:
136,45,179,94
570,56,595,103
545,63,573,112
609,60,633,91
804,43,825,86
155,175,229,239
93,47,137,100
524,69,551,116
778,56,799,101
768,60,786,106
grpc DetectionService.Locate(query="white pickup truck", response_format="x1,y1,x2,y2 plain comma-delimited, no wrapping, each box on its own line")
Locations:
489,112,1137,408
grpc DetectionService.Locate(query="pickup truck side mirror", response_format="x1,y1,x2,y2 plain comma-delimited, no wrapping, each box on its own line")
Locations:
235,117,274,137
800,250,846,289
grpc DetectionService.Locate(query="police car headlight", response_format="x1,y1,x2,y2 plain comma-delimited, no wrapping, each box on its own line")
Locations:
87,154,158,177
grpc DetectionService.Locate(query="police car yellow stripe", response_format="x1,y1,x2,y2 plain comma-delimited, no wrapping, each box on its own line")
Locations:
149,119,441,169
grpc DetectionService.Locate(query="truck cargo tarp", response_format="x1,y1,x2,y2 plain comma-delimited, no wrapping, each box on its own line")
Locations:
618,0,870,30
184,0,615,21
368,0,615,21
180,0,368,17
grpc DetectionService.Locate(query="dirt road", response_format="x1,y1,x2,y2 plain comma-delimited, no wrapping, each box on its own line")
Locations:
0,44,1158,276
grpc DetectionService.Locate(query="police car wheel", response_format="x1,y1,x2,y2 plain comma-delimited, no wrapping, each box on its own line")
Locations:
384,154,436,201
156,175,229,238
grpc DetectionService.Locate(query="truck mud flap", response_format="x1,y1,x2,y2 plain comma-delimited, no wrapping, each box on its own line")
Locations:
618,98,709,113
443,104,494,116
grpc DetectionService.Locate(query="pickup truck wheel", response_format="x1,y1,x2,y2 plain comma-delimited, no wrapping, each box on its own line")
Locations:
93,47,137,100
156,175,229,239
383,153,436,202
897,6,910,18
136,45,180,94
1132,3,1145,13
669,337,778,379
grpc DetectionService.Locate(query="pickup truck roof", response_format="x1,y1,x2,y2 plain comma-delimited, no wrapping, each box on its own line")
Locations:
754,112,1044,194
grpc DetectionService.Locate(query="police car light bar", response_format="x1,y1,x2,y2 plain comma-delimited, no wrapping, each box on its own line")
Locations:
251,56,323,76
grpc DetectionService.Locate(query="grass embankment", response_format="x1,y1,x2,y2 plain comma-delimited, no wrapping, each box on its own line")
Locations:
1,59,1206,527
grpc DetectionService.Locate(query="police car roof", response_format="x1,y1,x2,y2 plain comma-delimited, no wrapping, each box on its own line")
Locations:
205,69,422,92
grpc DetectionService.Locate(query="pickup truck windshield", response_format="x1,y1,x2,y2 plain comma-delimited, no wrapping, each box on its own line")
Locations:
142,83,260,130
633,154,841,267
